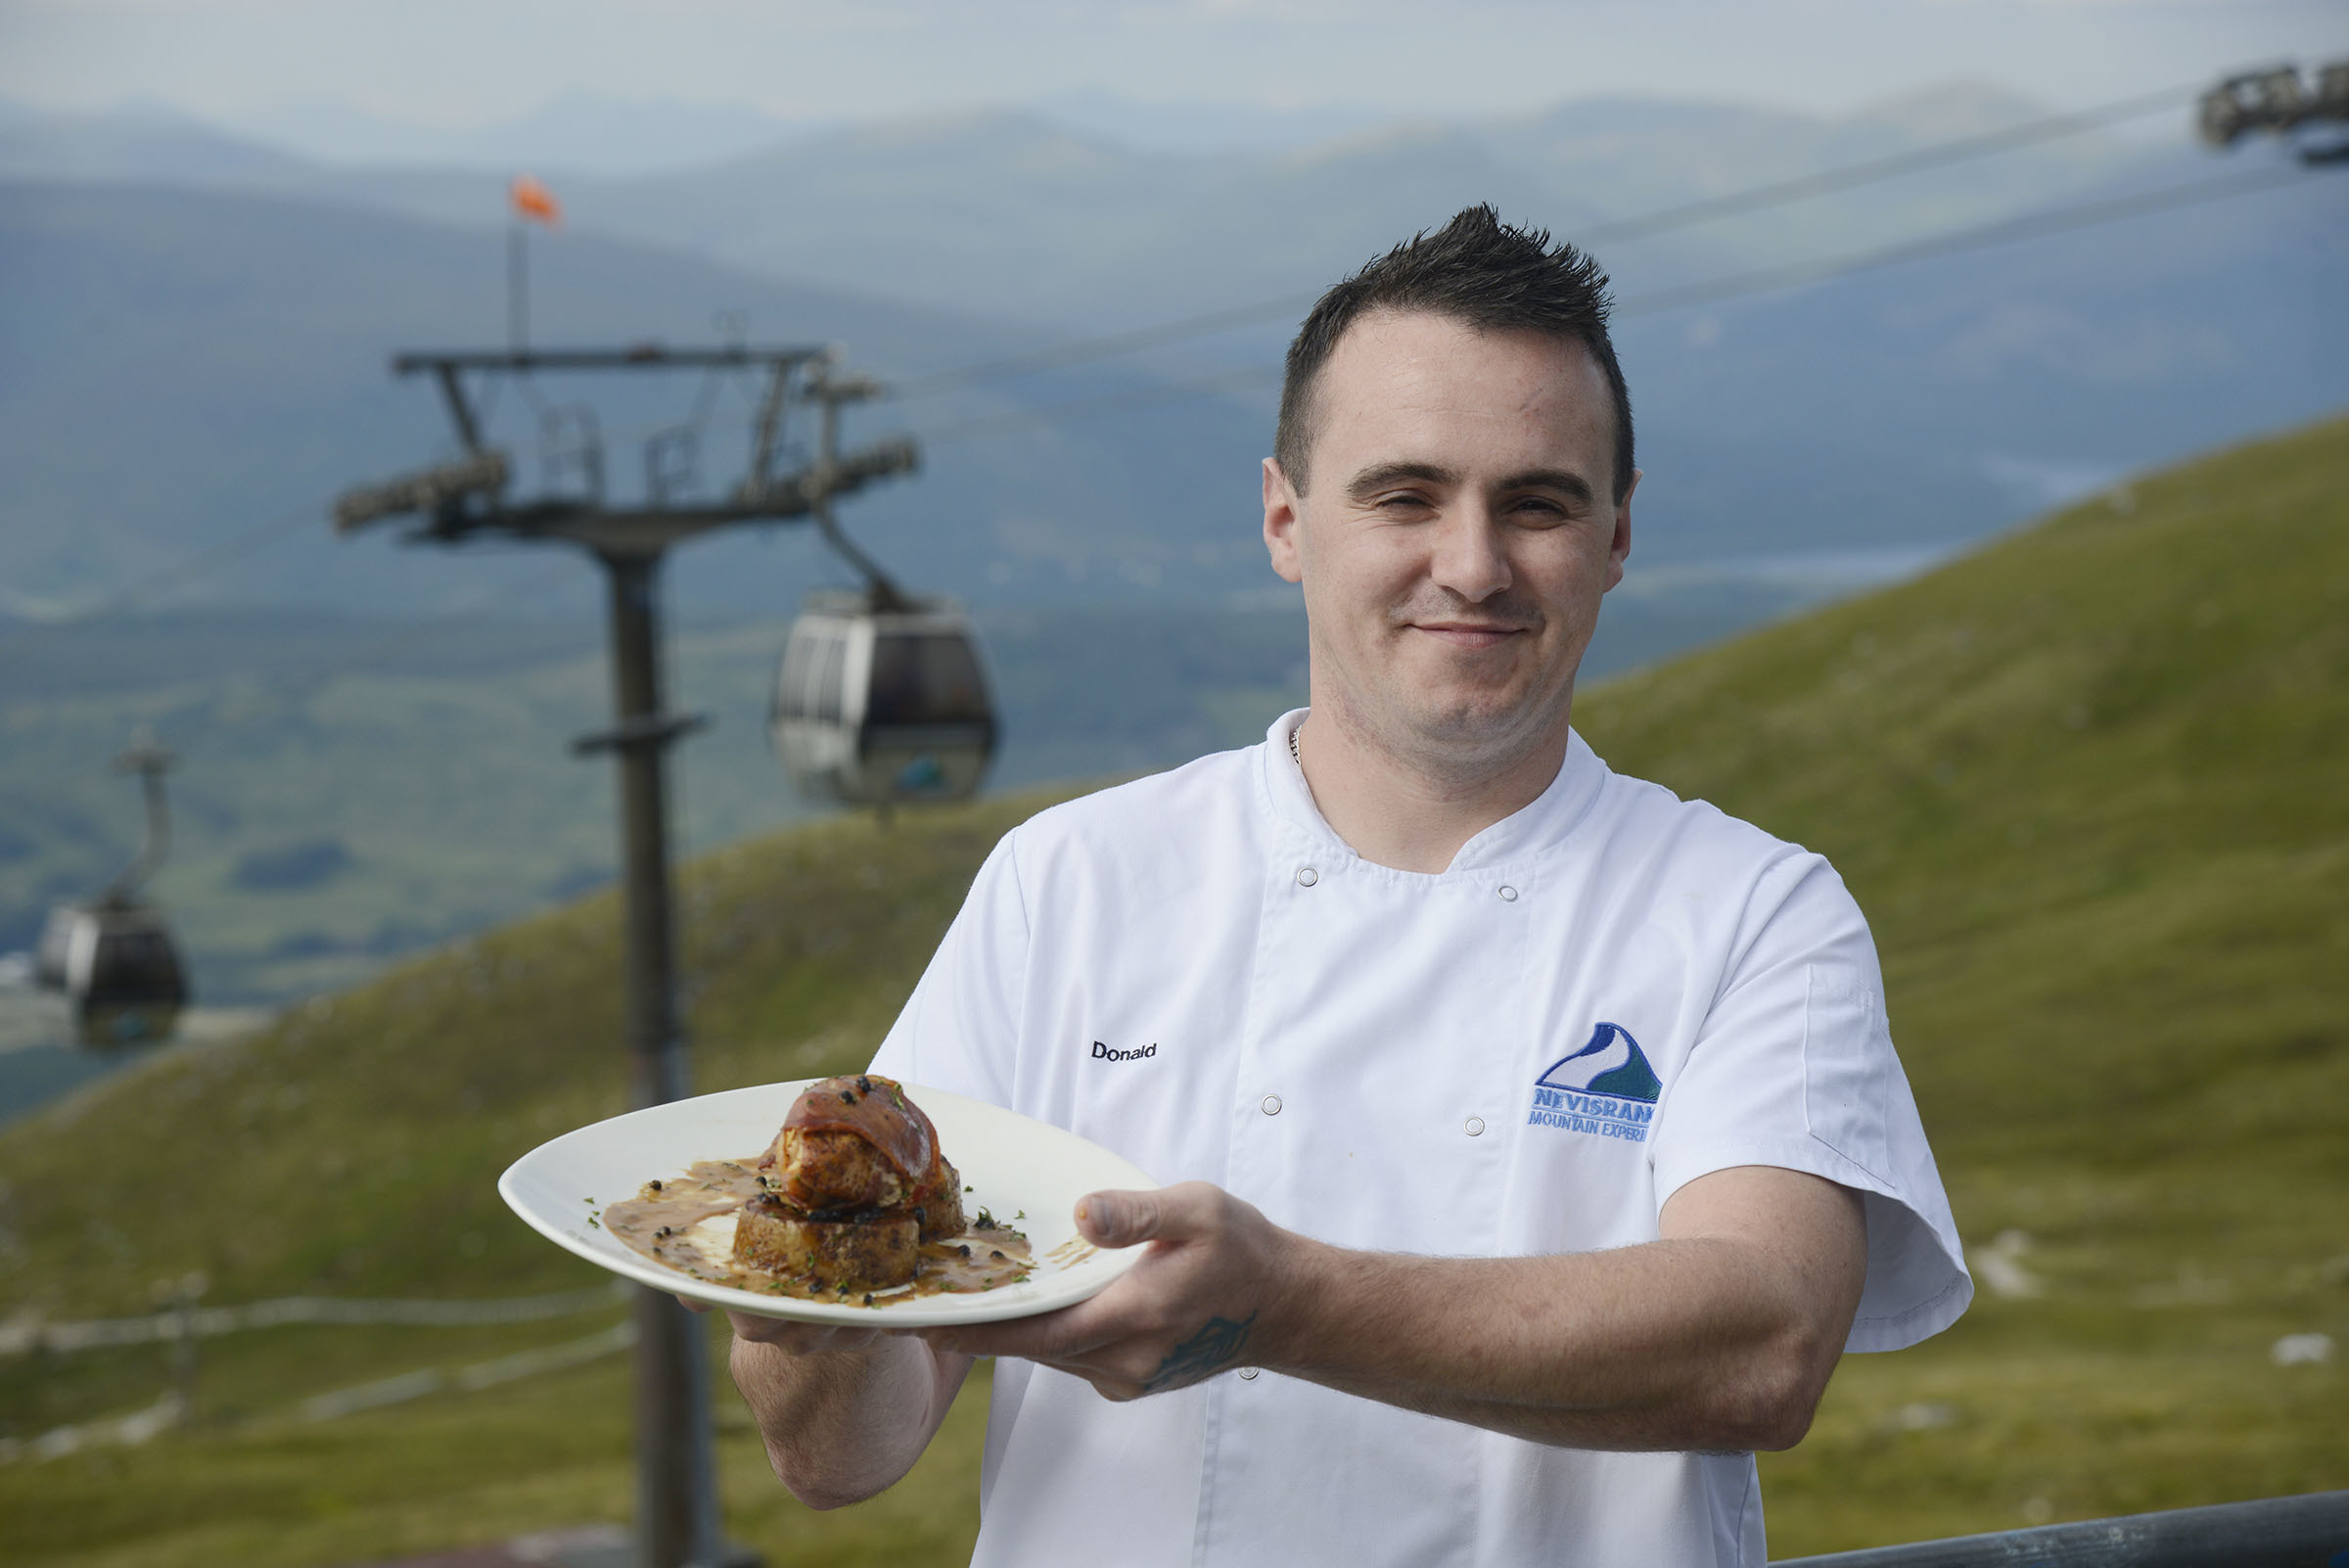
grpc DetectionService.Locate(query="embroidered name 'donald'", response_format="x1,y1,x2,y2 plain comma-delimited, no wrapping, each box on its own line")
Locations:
1529,1023,1661,1143
1091,1040,1157,1062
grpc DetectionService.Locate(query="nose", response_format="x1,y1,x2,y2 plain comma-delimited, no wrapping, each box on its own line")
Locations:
1428,501,1512,603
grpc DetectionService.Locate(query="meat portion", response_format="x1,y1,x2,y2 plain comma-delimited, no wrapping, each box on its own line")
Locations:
735,1074,960,1290
762,1073,933,1210
772,1126,909,1211
734,1193,918,1291
909,1151,965,1242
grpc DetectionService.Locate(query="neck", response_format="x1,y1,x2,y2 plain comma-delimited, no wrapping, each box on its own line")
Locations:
1293,700,1573,874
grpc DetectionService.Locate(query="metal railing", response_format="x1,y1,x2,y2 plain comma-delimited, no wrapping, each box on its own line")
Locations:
0,1281,639,1465
1,1281,626,1355
1773,1489,2349,1567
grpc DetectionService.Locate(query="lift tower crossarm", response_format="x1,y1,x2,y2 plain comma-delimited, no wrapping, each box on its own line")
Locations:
333,448,511,533
391,346,827,372
383,345,835,508
335,436,918,555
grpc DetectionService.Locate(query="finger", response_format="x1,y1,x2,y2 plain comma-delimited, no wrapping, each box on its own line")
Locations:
1077,1185,1184,1248
675,1294,712,1314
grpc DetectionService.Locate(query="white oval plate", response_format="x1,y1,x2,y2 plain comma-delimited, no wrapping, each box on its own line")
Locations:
498,1080,1157,1325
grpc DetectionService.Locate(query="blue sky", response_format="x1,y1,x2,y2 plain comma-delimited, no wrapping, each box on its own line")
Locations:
4,0,2344,165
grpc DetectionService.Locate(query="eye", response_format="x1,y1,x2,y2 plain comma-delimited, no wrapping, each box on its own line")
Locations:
1507,496,1573,528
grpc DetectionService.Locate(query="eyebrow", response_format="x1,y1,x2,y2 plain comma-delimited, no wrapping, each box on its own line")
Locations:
1345,461,1456,502
1345,462,1596,508
1497,467,1596,507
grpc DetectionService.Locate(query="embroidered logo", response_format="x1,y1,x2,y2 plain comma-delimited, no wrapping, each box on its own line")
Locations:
1090,1039,1157,1063
1529,1022,1660,1143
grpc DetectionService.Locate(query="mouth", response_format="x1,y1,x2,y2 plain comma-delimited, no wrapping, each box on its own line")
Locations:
1408,622,1528,650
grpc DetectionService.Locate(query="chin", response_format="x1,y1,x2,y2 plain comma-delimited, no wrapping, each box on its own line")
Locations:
1398,696,1548,757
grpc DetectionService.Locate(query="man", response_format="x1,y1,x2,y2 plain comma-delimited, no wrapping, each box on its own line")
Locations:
723,206,1969,1566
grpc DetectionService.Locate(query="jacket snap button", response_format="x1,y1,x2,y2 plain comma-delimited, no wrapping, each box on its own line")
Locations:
1262,1095,1282,1116
1296,866,1318,887
1465,1117,1486,1136
1497,885,1518,901
1238,1366,1260,1380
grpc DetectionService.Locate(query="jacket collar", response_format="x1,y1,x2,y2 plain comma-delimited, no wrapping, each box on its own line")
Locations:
1258,707,1608,878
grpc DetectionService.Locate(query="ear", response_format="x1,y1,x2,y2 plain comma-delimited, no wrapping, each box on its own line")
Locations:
1263,457,1305,584
1603,469,1638,593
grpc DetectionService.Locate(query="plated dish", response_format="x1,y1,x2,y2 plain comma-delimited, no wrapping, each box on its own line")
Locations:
498,1079,1158,1325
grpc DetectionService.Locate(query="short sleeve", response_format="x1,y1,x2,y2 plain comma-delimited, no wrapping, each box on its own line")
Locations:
1648,855,1972,1353
868,833,1029,1107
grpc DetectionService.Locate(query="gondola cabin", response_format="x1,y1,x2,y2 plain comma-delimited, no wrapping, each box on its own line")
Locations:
770,592,996,806
33,896,190,1048
33,732,191,1049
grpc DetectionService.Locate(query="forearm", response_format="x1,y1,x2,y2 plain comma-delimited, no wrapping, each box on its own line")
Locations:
1272,1231,1851,1452
923,1169,1865,1453
727,1333,971,1508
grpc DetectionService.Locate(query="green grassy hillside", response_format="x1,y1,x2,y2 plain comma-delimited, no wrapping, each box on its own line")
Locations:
3,416,2345,1563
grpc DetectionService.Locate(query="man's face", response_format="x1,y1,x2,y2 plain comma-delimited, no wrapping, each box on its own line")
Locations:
1263,309,1635,773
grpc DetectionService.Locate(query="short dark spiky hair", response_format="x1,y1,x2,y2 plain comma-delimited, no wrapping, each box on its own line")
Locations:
1274,205,1634,502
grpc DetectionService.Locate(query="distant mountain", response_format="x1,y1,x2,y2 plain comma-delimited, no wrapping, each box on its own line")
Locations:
218,93,826,176
1033,92,1403,155
1,88,2342,620
289,90,2161,331
0,179,1273,616
0,101,306,184
0,85,2195,324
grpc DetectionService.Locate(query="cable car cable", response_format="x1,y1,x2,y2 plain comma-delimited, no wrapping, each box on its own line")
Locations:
1552,79,2202,249
1613,157,2328,316
907,156,2337,446
887,78,2203,397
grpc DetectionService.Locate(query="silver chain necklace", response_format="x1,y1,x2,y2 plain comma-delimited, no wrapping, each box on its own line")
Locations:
1288,723,1303,768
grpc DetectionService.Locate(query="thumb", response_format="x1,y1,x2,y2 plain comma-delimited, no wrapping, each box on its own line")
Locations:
1076,1187,1170,1248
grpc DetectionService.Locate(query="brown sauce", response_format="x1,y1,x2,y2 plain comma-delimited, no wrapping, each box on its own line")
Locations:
1046,1237,1099,1268
603,1157,1036,1306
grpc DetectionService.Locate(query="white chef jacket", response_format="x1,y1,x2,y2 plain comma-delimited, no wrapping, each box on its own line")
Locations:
870,711,1969,1568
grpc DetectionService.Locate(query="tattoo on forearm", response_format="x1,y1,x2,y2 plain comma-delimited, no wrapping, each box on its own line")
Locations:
1144,1311,1258,1394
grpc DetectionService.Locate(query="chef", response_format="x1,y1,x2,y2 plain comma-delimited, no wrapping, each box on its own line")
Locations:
721,205,1970,1567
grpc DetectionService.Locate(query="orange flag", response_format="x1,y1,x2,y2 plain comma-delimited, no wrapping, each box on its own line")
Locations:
509,173,561,227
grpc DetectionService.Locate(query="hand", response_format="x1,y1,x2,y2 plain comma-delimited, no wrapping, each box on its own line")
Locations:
916,1180,1301,1401
675,1293,886,1356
